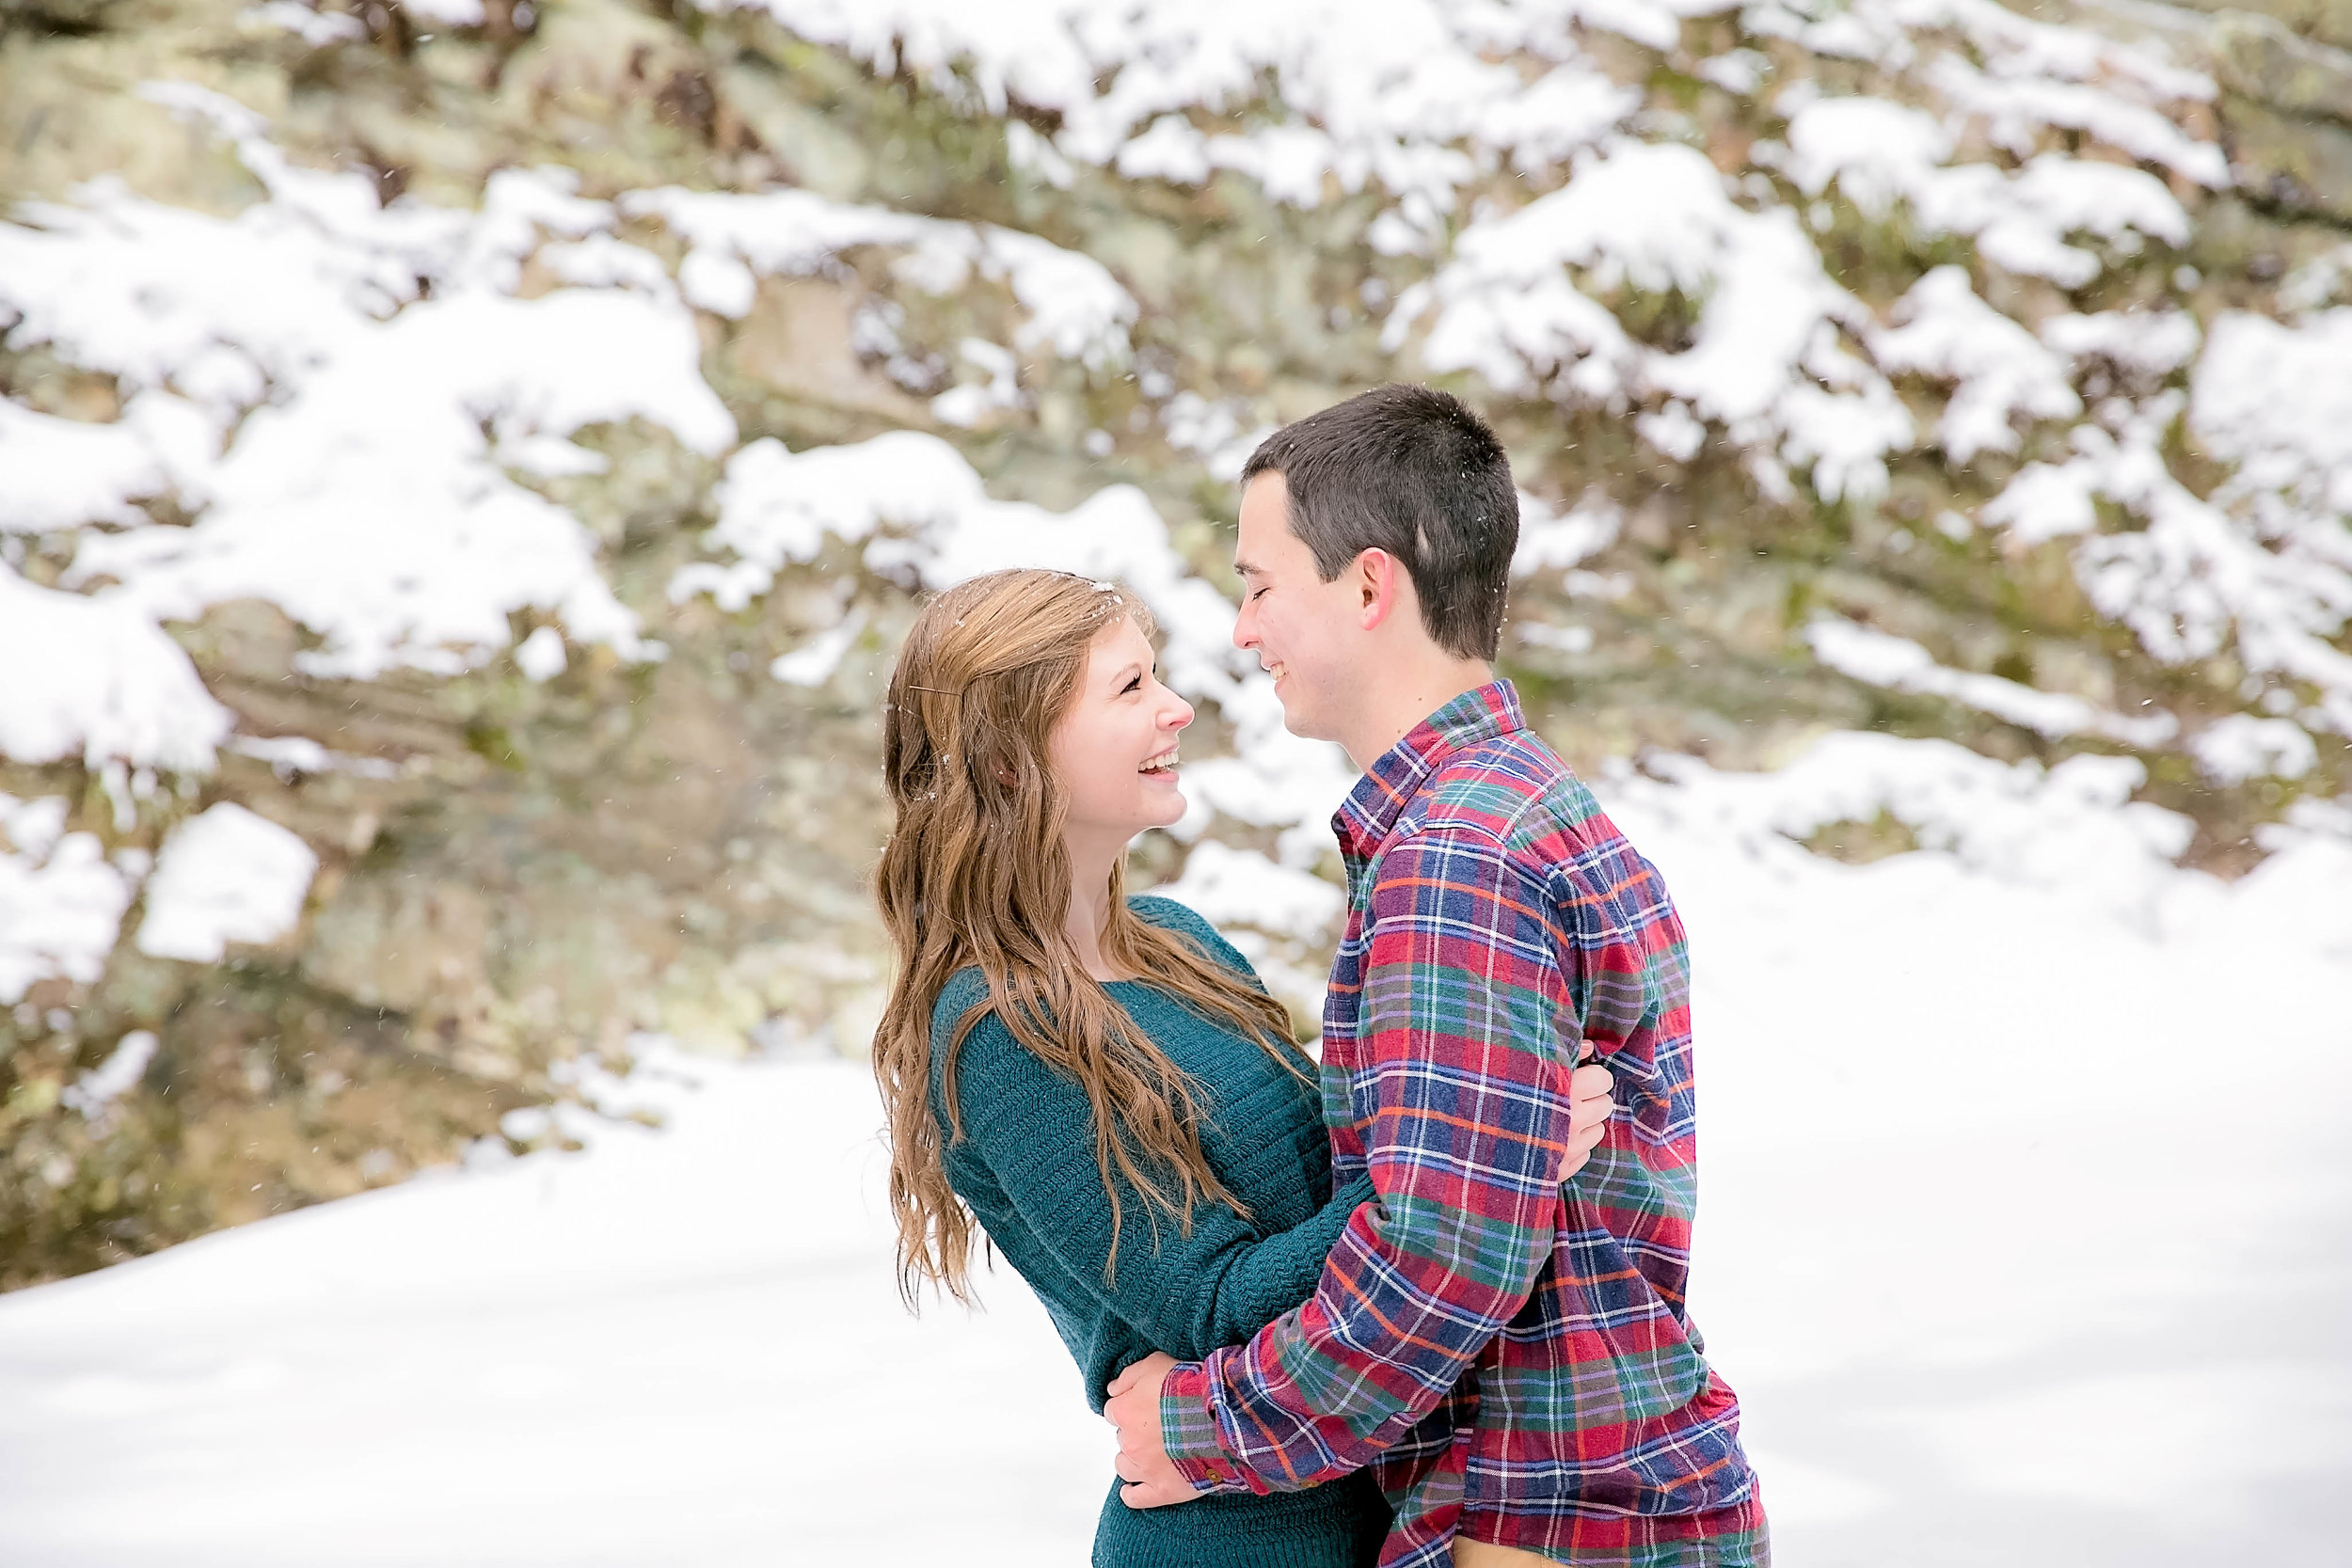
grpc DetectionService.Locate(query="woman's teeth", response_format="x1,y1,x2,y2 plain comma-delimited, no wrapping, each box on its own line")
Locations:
1138,748,1179,774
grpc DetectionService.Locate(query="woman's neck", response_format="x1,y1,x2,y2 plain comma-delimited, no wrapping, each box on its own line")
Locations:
1063,829,1126,983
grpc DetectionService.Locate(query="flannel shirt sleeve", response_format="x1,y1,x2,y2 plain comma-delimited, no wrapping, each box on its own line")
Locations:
1158,826,1580,1495
949,1012,1377,1403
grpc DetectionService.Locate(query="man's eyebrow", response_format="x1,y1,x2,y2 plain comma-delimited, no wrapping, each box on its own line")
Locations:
1234,559,1264,579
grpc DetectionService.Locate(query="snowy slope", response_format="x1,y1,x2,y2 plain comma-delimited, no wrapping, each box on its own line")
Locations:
0,754,2346,1565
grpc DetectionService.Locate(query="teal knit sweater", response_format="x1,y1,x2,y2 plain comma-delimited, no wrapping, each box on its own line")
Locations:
930,896,1389,1568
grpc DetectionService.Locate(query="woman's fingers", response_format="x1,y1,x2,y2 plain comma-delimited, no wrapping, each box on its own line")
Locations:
1120,1479,1187,1510
1566,1062,1614,1156
1114,1450,1190,1510
1106,1363,1139,1399
1559,1109,1609,1178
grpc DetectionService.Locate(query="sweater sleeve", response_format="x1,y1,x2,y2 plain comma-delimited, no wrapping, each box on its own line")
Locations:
945,1008,1374,1375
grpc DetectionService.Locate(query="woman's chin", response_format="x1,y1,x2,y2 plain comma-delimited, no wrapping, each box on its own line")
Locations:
1135,777,1186,825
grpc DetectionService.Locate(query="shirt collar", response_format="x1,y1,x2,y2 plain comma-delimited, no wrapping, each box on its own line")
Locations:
1333,679,1525,863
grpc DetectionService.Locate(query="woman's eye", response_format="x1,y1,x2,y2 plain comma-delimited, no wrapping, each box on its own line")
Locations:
1121,675,1142,693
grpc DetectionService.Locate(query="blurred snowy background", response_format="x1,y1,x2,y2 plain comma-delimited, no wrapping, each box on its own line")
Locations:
1,0,2349,1560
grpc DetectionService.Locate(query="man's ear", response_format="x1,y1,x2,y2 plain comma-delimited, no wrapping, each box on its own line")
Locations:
1355,548,1404,632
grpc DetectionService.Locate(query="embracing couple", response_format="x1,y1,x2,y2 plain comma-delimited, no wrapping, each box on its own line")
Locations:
871,386,1767,1567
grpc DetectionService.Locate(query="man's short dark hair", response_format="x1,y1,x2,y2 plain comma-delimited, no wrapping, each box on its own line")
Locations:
1240,384,1518,662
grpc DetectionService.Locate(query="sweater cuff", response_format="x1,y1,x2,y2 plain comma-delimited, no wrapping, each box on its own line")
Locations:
1159,1361,1256,1495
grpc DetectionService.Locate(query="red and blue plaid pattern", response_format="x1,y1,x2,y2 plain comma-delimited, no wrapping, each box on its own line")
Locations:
1161,682,1766,1567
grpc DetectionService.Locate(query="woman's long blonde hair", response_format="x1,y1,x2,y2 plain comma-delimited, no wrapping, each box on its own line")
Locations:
873,568,1303,1307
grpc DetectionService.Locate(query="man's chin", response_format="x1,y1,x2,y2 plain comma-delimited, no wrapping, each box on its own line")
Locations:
1273,689,1327,741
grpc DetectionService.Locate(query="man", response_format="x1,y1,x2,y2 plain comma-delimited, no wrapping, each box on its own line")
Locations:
1104,386,1766,1566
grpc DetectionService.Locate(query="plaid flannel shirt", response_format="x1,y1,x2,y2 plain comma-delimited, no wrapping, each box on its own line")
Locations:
1160,682,1766,1567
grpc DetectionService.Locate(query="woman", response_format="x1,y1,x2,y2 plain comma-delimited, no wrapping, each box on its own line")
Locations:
869,569,1600,1565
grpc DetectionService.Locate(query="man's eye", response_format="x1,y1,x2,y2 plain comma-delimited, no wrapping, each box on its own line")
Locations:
1251,586,1269,601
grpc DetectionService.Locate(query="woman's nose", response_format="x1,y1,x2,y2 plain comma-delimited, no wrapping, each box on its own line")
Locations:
1167,697,1194,731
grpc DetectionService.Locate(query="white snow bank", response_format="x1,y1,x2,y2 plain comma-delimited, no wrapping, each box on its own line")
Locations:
0,562,230,772
1924,51,2225,184
2192,309,2352,530
1622,730,2201,928
0,1051,1116,1565
69,287,730,678
0,395,217,535
1160,837,1346,936
768,608,866,688
2190,714,2318,785
1806,617,2174,746
675,431,1246,697
512,626,568,682
2,87,732,680
623,185,1137,368
707,0,1639,245
1753,0,2220,181
135,802,318,963
1776,97,2189,289
1986,391,2352,737
2039,307,2201,387
1869,265,2078,463
1511,489,1624,577
1618,731,2352,990
0,794,135,1004
1418,139,1910,499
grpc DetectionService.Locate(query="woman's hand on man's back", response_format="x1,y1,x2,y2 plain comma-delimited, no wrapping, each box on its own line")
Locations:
1561,1048,1614,1180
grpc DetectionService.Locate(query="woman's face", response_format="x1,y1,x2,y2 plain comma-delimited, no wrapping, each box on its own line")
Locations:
1048,615,1194,844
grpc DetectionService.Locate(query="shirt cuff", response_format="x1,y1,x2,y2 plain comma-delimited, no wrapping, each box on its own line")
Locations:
1158,1361,1256,1495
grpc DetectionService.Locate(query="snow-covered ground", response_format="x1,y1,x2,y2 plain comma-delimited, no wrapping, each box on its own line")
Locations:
6,0,2352,1558
1,745,2345,1566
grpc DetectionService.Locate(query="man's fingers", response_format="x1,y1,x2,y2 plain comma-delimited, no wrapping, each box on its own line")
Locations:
1568,1062,1613,1101
1106,1364,1140,1398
